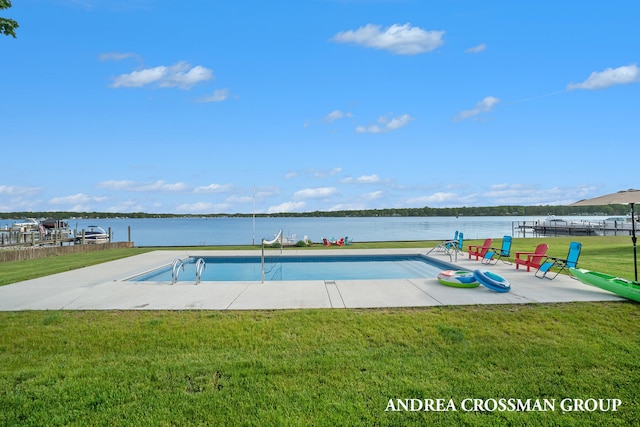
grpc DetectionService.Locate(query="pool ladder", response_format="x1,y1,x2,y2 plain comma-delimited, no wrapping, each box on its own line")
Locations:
171,258,184,285
195,258,206,284
171,258,206,284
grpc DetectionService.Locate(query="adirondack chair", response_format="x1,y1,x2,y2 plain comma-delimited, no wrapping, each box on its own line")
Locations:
468,238,493,260
515,243,549,272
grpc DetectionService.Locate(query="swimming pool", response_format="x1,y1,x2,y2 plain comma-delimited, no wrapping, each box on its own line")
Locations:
129,254,456,282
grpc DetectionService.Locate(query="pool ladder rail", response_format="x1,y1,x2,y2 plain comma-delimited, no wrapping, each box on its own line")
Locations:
170,257,206,284
195,258,206,284
171,258,185,285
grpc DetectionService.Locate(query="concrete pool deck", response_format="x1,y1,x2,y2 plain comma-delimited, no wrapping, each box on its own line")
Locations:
0,248,624,311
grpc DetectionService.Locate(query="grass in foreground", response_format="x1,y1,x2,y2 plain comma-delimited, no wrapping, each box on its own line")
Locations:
1,303,639,426
0,238,639,425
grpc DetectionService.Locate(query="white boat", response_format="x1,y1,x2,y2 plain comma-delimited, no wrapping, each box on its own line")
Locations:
604,216,632,224
11,218,39,231
77,226,110,243
541,216,571,226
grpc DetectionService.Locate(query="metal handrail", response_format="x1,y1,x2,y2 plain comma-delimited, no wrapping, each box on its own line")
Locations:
171,258,184,285
195,258,206,284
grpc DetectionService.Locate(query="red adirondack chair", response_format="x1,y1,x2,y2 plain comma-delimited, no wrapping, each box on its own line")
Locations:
515,243,549,271
468,238,493,260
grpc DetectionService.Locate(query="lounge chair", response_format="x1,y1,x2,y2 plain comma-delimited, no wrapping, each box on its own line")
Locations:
427,231,459,254
443,231,459,252
481,236,513,265
468,238,493,260
514,243,549,272
344,236,352,245
535,241,582,279
446,231,464,261
426,232,464,261
444,232,465,261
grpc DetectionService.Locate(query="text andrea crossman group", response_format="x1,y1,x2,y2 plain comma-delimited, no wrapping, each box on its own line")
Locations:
385,398,622,413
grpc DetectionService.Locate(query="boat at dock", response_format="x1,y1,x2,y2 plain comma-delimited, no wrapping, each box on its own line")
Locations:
75,226,110,243
513,216,636,237
570,268,640,303
41,218,68,229
10,218,39,231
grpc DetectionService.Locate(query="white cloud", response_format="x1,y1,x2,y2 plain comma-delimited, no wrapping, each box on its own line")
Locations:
96,180,136,191
194,183,232,193
267,201,306,214
406,192,458,205
361,190,383,200
465,43,486,53
49,193,108,206
304,167,342,178
105,200,145,213
97,180,189,192
326,202,367,211
455,96,500,121
197,88,230,103
356,114,414,133
482,184,585,205
567,64,640,90
0,185,42,196
342,174,381,184
331,23,445,55
294,187,338,199
254,186,281,200
325,110,352,122
356,124,385,134
175,202,229,213
386,114,413,130
139,181,189,192
110,61,213,89
224,195,254,204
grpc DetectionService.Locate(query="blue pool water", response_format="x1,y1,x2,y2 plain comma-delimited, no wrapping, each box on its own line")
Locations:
130,254,455,282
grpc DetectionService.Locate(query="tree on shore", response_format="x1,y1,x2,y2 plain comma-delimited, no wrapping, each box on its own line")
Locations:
1,0,19,38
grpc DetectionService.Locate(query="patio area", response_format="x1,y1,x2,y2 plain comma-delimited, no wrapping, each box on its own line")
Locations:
0,248,623,311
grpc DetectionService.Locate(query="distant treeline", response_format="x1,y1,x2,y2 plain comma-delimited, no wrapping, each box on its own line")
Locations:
0,204,631,220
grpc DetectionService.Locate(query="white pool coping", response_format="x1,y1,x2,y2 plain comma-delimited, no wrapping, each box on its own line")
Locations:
0,248,623,311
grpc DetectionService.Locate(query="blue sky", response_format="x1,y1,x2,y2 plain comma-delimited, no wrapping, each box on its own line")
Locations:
2,0,639,214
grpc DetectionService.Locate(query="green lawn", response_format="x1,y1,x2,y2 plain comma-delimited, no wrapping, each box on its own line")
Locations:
1,305,638,426
1,236,639,425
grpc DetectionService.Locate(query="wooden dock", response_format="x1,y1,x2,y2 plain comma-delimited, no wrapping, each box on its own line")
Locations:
1,227,75,247
0,225,115,248
513,220,635,237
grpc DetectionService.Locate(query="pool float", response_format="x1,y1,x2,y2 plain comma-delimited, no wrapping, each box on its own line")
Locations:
437,270,480,288
473,269,511,293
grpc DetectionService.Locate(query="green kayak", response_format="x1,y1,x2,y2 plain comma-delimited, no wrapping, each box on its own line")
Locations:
570,268,640,303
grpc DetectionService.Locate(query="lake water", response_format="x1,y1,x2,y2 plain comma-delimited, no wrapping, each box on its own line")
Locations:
7,215,615,247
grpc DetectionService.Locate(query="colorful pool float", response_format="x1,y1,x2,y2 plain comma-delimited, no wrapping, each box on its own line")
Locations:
473,269,511,293
437,270,480,288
